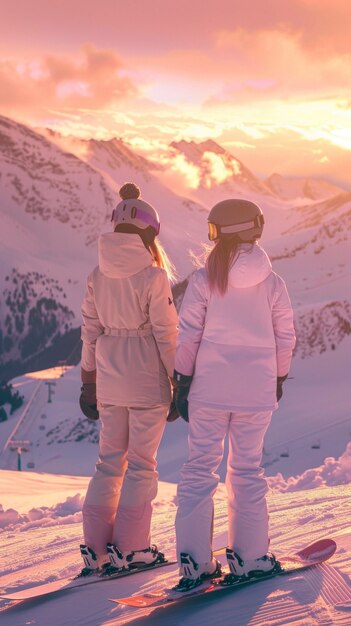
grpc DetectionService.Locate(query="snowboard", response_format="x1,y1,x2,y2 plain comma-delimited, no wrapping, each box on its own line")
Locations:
111,538,336,609
0,558,176,602
0,546,225,602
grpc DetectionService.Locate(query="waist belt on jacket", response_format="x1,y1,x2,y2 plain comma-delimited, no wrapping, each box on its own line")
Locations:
103,326,153,337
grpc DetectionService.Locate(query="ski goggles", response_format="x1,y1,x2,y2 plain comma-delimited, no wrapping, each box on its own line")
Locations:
208,214,264,241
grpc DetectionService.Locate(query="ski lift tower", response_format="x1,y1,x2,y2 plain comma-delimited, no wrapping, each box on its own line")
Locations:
9,440,30,471
45,381,56,403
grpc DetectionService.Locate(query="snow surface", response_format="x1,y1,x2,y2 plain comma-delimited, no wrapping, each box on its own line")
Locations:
0,358,351,625
1,470,351,625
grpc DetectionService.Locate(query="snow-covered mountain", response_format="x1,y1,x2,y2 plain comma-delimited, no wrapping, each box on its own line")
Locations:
265,172,346,202
266,190,351,370
267,194,351,300
170,139,274,202
0,268,80,381
293,301,351,358
0,116,209,378
39,129,160,186
0,116,114,245
284,192,351,233
1,114,350,391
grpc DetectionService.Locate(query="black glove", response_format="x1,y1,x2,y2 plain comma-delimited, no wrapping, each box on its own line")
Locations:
167,371,193,423
276,374,288,402
79,383,99,421
166,394,179,422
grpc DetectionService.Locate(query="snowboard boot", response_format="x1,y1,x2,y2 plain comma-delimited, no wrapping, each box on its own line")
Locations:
173,553,222,592
105,543,165,575
222,549,280,585
126,545,166,569
104,543,128,575
78,544,101,577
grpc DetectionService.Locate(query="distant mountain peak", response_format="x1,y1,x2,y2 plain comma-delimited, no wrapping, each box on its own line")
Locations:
265,172,346,202
170,138,272,195
171,138,228,159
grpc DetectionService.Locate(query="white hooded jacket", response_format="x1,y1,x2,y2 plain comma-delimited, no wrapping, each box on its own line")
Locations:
81,232,178,406
175,243,296,411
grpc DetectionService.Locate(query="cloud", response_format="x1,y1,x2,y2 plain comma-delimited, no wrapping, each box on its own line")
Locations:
201,151,237,185
207,27,351,102
1,1,350,113
162,153,201,189
0,45,138,114
127,24,351,109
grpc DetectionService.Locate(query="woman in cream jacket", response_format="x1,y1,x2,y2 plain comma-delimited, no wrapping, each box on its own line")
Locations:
79,183,178,575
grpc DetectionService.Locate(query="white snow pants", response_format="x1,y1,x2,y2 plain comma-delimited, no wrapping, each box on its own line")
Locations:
176,403,272,565
83,403,167,563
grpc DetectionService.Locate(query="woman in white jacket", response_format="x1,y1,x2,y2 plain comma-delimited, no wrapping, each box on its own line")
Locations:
79,183,178,576
171,199,296,591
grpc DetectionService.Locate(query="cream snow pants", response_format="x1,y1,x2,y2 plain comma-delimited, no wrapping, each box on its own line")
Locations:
83,403,167,563
176,403,272,565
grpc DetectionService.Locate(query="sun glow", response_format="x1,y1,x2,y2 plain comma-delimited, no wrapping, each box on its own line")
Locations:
25,366,73,380
0,2,350,188
328,128,351,151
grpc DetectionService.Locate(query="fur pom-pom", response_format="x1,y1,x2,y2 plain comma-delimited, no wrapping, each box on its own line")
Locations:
119,182,140,200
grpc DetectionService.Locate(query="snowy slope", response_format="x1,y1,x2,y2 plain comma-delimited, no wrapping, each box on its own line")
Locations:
266,193,351,366
1,470,351,625
284,192,351,233
0,115,114,246
1,336,350,482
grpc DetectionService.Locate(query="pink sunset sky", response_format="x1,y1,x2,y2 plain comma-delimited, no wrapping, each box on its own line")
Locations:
0,0,350,187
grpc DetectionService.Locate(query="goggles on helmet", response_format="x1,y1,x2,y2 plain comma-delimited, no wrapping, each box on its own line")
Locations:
111,203,160,236
208,213,264,241
130,205,160,235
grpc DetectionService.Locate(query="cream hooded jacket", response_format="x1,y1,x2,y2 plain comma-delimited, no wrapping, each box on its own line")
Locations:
175,243,296,411
81,233,178,406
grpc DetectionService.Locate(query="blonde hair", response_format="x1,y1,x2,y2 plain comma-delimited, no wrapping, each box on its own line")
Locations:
114,182,176,280
206,236,240,295
150,238,177,283
114,223,176,283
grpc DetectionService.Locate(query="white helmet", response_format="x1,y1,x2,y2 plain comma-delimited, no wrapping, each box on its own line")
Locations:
208,199,264,242
111,183,160,236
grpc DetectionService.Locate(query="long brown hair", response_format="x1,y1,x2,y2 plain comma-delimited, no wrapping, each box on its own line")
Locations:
206,236,240,295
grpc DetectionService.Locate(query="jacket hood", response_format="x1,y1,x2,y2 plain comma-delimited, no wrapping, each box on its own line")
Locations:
228,243,272,288
98,232,153,278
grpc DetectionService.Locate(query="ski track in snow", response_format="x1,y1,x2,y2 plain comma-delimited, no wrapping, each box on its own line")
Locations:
0,475,351,626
